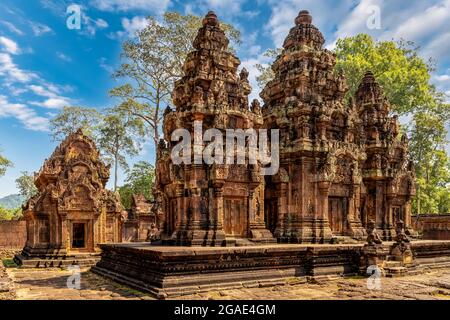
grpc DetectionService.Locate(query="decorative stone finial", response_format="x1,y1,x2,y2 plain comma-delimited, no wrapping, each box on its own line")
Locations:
295,10,312,25
203,11,219,26
240,67,249,81
362,71,376,84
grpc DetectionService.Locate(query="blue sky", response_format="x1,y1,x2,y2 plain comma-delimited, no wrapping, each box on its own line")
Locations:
0,0,449,197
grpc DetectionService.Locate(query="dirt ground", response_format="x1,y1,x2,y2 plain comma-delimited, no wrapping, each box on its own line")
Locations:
2,253,450,300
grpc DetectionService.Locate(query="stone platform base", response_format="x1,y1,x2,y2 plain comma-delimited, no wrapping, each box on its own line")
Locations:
14,247,101,268
92,243,362,299
92,241,450,299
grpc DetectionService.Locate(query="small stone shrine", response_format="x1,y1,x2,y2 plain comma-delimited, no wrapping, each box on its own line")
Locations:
15,129,123,267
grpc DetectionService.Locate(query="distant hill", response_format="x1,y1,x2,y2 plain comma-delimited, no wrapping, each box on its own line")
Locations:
0,194,26,209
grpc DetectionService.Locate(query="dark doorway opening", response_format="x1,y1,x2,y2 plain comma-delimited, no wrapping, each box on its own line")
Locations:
72,223,86,248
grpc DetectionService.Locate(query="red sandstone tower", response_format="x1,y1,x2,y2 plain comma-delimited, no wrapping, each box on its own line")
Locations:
262,10,416,243
155,12,274,246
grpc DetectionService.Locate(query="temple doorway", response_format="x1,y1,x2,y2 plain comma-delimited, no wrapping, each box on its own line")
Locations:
328,197,347,235
265,200,278,234
224,198,247,237
72,223,86,249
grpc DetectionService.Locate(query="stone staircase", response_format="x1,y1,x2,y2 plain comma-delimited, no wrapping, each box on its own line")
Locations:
382,257,422,278
14,253,100,268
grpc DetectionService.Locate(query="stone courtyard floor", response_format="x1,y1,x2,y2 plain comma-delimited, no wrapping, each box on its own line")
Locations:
2,261,450,300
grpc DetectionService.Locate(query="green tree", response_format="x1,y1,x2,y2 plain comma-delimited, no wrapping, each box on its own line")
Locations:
111,11,241,152
0,206,22,220
255,48,282,88
15,171,38,200
334,35,436,115
97,108,145,191
0,149,12,177
335,35,450,214
119,161,155,209
50,106,102,141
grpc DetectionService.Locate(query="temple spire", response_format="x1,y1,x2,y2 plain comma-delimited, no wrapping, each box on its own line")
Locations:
295,10,313,25
283,9,325,50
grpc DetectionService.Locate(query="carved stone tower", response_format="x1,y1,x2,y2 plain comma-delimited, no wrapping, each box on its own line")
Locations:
156,11,274,246
262,10,367,243
357,71,416,239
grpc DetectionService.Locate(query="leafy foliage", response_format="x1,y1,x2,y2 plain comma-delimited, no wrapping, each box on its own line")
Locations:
0,206,22,220
119,161,155,209
49,106,102,141
0,149,12,177
97,108,146,191
15,171,38,200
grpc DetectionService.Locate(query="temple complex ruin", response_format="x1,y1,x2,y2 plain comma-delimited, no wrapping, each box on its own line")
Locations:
262,10,416,243
156,11,274,245
15,129,123,267
92,11,450,299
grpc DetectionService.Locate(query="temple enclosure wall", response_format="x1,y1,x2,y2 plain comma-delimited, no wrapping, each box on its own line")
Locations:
0,220,26,249
412,215,450,240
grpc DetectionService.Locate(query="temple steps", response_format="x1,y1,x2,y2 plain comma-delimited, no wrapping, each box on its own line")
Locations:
14,253,100,268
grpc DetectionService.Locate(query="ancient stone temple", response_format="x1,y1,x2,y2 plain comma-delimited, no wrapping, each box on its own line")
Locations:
356,71,416,239
261,10,416,243
16,129,123,267
155,11,274,246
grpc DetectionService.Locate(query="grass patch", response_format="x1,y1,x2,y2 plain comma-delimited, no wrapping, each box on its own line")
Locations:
2,258,17,268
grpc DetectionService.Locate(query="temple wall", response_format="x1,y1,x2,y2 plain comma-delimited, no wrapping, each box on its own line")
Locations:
0,220,27,248
412,214,450,240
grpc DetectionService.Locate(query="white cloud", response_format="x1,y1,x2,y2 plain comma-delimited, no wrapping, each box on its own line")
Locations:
0,95,50,132
111,16,148,39
29,84,72,109
0,53,37,83
30,22,53,36
332,0,382,42
0,36,20,55
0,20,25,36
389,0,450,42
95,18,109,29
31,98,71,109
434,74,450,82
99,57,114,74
240,53,274,102
90,0,171,13
82,15,110,36
29,85,60,98
56,52,72,62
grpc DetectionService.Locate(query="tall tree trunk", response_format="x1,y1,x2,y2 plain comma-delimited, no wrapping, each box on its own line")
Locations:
114,137,119,192
114,154,118,192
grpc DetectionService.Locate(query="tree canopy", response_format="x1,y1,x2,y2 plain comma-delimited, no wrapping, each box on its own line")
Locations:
49,106,102,141
15,171,38,201
0,150,12,177
110,12,242,151
119,161,155,209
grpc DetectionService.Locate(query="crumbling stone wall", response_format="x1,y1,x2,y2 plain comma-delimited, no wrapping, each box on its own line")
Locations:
0,220,26,249
412,214,450,240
